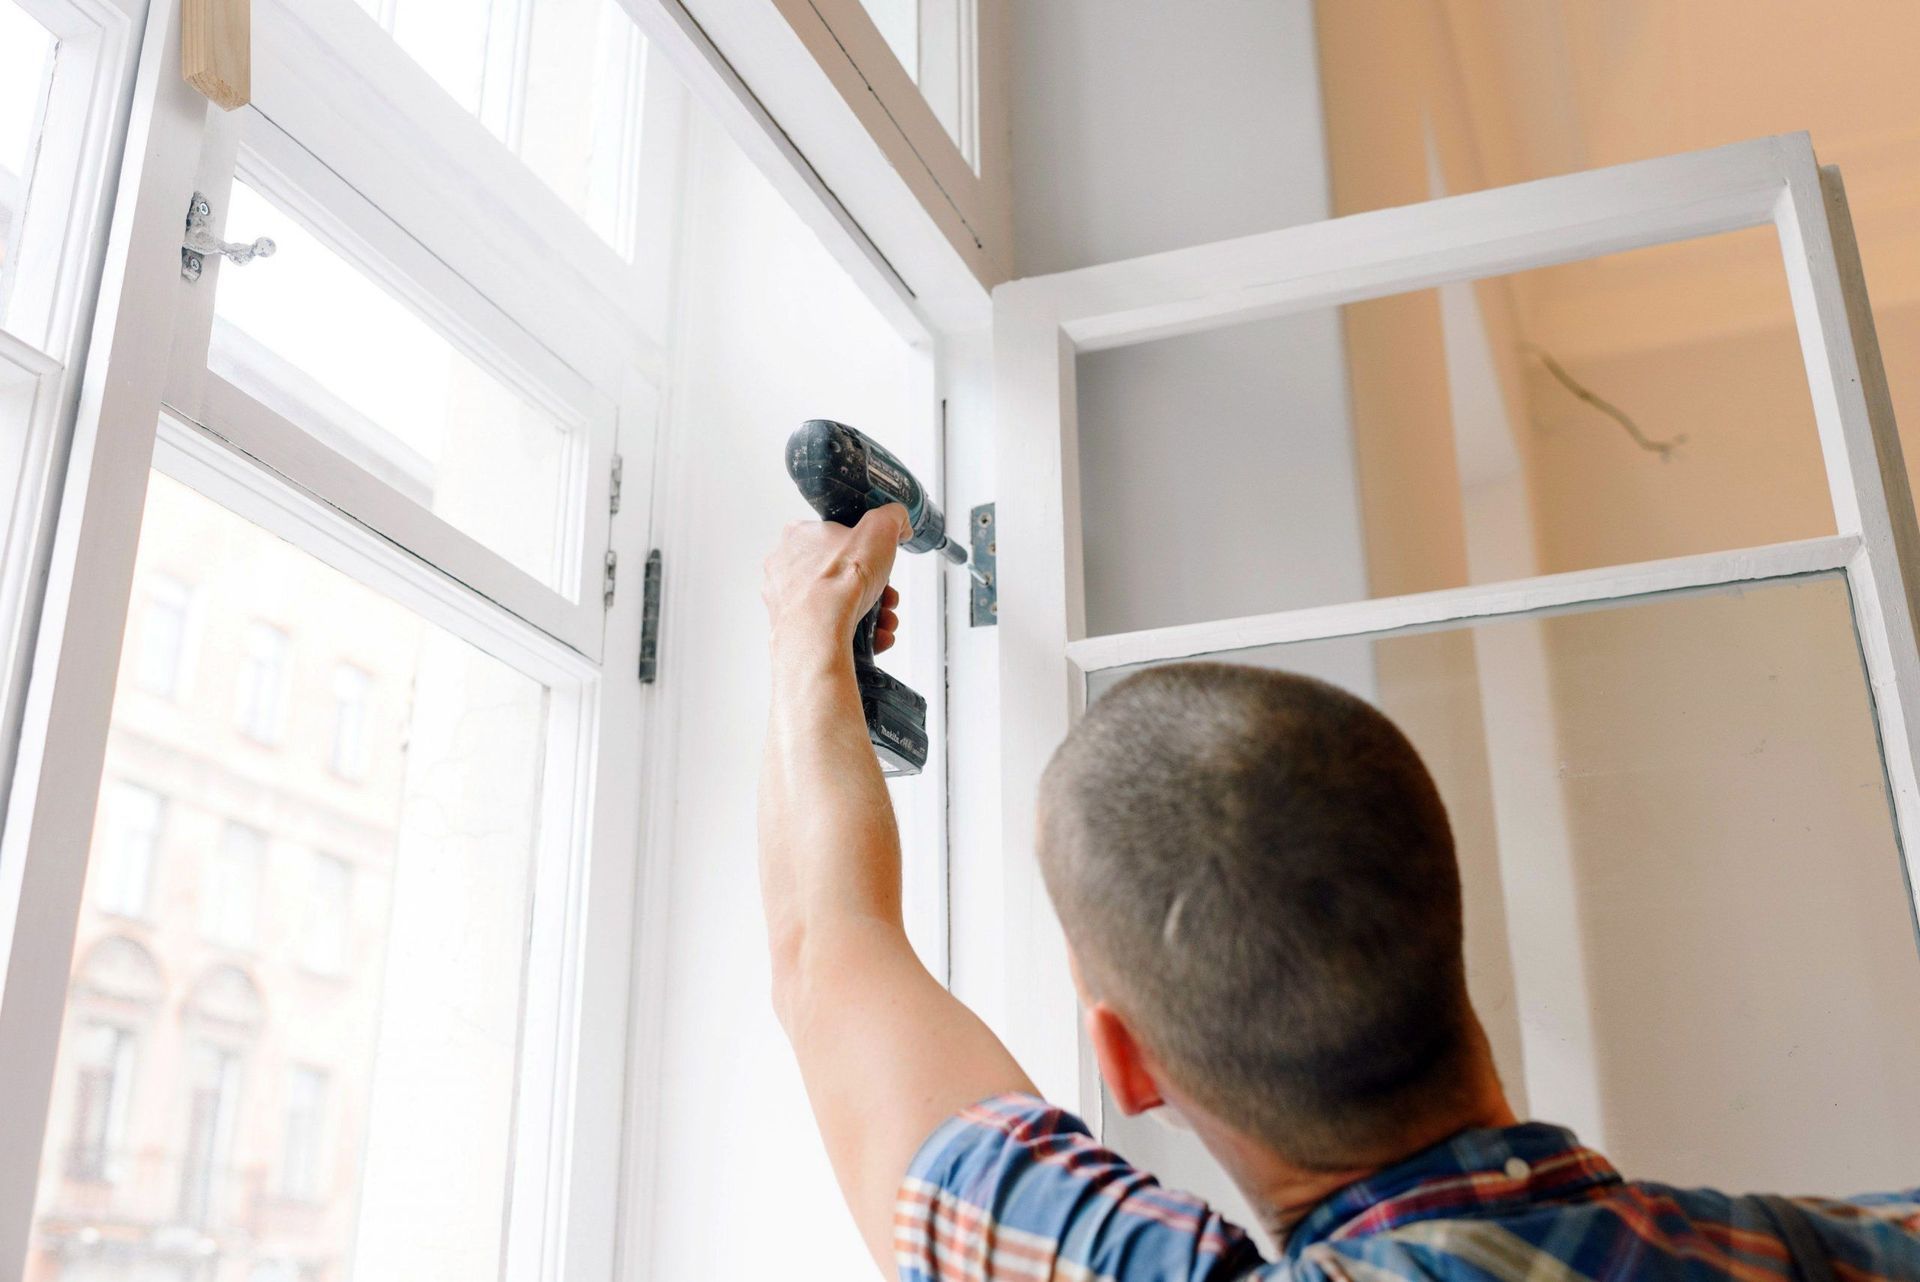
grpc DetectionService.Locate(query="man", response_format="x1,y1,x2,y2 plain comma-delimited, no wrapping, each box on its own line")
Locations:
760,506,1920,1280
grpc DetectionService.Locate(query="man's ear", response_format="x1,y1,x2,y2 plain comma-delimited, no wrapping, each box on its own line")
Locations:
1084,1001,1164,1116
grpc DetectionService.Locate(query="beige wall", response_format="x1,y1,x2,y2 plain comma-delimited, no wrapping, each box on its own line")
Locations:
1318,0,1920,1189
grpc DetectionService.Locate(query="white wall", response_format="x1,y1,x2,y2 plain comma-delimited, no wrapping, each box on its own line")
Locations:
633,110,930,1279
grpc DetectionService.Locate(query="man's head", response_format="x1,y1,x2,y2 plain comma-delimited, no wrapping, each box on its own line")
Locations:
1038,663,1490,1174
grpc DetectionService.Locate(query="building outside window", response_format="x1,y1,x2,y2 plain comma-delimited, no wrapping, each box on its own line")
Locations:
92,783,164,919
329,664,371,780
280,1065,329,1201
133,574,193,698
177,1041,242,1228
200,822,264,950
302,852,352,977
63,1024,134,1183
235,621,290,744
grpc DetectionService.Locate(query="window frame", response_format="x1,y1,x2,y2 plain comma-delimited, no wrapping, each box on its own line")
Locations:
0,0,146,793
0,0,676,1274
986,132,1920,1113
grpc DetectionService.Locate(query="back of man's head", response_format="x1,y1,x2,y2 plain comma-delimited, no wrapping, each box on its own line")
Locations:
1038,663,1479,1171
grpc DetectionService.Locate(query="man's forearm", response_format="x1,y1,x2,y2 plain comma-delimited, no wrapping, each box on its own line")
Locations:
758,512,1035,1274
758,615,908,984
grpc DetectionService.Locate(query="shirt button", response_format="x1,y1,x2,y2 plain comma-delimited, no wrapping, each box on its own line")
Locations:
1504,1157,1531,1181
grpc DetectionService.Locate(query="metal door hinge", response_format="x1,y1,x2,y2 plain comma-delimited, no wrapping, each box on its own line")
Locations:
182,191,277,282
638,549,664,683
603,549,618,608
969,502,996,627
609,453,624,514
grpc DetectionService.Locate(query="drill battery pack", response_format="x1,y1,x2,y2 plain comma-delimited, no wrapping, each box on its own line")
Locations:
859,666,929,777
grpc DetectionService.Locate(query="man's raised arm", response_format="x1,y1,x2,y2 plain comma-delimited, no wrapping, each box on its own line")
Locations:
758,505,1034,1274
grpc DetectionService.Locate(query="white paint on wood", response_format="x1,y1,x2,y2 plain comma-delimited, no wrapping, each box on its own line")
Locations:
1026,136,1800,354
1066,536,1859,674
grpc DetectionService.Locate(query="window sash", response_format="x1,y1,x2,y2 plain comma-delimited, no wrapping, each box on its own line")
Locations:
161,106,620,657
988,132,1920,1113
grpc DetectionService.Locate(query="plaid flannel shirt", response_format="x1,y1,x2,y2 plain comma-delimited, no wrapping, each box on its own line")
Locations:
895,1094,1920,1281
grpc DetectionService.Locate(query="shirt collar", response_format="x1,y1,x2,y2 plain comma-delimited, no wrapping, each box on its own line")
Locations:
1284,1123,1622,1259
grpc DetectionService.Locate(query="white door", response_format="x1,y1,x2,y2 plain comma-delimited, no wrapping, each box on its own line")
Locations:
0,1,669,1275
987,134,1920,1199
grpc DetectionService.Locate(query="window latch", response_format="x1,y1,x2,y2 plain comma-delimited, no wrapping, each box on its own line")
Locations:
182,192,276,282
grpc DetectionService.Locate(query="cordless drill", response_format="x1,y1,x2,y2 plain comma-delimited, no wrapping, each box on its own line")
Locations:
785,419,969,777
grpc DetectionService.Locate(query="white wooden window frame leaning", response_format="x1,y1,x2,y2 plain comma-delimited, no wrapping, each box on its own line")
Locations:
989,132,1920,1115
0,0,670,1275
0,0,146,790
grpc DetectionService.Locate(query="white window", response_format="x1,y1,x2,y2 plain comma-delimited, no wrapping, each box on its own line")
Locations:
133,573,193,697
201,822,264,950
178,1042,242,1228
0,0,148,772
302,851,352,977
234,621,290,744
63,1023,134,1183
329,665,370,780
0,0,57,327
92,782,164,919
280,1065,328,1201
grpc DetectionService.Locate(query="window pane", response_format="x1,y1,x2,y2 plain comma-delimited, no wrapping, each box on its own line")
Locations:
360,0,648,259
30,471,550,1281
210,181,581,593
0,0,57,334
1076,228,1833,637
94,783,164,919
385,0,492,114
519,0,646,256
854,0,975,165
1089,573,1920,1204
134,574,194,697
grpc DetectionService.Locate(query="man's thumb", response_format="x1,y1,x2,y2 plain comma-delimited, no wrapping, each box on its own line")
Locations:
856,503,911,547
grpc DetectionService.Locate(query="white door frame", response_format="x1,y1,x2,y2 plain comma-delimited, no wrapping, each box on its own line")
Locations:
988,132,1920,1112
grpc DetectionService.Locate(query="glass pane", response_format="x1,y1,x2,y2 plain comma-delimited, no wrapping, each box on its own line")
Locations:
29,471,551,1280
358,0,649,259
210,180,582,593
854,0,975,165
0,0,57,334
383,0,492,114
1076,228,1835,636
520,0,647,258
1087,574,1920,1212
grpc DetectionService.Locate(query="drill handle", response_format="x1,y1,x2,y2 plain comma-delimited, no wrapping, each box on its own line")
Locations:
851,600,881,665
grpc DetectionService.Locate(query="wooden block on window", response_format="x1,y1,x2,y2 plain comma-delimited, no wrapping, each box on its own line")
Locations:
183,0,250,111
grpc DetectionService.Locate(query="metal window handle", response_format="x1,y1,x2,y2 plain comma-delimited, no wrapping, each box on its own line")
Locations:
181,192,276,281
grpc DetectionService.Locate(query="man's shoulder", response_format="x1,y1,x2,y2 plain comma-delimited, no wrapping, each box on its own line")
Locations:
896,1092,1268,1282
1309,1177,1920,1281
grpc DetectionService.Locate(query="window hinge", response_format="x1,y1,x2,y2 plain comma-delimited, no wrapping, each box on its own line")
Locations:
181,191,277,283
969,502,997,626
638,549,664,684
603,549,618,608
609,453,624,515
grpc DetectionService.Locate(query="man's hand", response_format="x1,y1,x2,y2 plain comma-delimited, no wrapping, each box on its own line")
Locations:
762,504,909,655
758,506,1034,1276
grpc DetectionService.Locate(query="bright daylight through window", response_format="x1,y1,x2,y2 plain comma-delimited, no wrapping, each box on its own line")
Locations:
209,180,582,594
0,0,56,335
352,0,648,258
27,472,550,1281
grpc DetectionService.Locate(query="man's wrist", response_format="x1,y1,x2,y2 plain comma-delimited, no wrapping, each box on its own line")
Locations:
770,603,857,660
